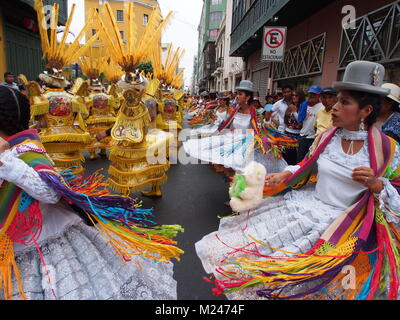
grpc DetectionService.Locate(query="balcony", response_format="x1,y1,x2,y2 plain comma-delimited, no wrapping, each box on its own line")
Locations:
230,0,289,57
230,0,336,57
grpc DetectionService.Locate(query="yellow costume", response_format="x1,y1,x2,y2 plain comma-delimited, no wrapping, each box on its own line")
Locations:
31,0,99,174
28,82,90,174
155,90,182,156
97,2,173,196
174,89,185,127
108,77,173,196
78,54,120,159
151,44,185,156
103,59,125,112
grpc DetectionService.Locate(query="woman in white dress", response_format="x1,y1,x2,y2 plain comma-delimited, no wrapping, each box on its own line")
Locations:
184,81,288,175
196,61,400,300
0,86,183,300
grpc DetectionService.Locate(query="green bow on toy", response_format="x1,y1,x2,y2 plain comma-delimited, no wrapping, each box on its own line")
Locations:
229,174,247,199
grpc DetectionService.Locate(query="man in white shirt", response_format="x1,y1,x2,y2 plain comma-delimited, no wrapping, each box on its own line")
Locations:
270,85,293,132
297,84,324,162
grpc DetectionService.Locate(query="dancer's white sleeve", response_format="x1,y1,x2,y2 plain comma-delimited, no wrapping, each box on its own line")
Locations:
0,149,60,204
376,145,400,224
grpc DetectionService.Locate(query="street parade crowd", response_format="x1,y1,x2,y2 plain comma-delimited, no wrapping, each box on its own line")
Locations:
1,0,400,301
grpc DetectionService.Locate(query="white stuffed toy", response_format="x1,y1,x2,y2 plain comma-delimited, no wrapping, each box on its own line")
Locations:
229,161,267,212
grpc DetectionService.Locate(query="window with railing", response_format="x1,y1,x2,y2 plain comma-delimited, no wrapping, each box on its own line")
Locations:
273,33,326,80
338,1,400,69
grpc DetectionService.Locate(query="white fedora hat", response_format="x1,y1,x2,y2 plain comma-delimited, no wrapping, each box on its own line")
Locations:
382,83,400,104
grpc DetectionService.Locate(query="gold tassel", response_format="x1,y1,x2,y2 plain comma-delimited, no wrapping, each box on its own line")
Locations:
110,147,154,159
85,117,116,125
43,142,86,153
49,153,84,167
41,132,91,144
73,100,89,117
108,163,169,179
30,102,49,117
107,174,168,195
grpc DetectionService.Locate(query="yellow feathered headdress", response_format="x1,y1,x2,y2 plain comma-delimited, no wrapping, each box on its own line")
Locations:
78,46,108,81
34,0,99,71
151,43,185,87
103,58,124,84
171,69,184,89
98,2,173,74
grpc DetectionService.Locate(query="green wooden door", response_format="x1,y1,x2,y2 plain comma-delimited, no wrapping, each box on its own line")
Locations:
3,23,45,81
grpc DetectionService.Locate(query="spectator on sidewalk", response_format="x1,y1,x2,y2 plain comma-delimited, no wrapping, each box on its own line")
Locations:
297,84,324,162
315,87,337,137
270,84,293,132
282,90,305,165
1,72,20,91
376,83,400,143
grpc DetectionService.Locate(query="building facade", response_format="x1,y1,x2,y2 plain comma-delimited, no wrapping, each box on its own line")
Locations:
230,0,399,102
0,0,68,81
84,0,158,43
213,0,244,92
191,55,198,93
196,0,227,92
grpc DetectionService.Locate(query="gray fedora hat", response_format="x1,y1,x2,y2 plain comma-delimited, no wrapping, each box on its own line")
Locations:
235,80,256,93
333,61,390,96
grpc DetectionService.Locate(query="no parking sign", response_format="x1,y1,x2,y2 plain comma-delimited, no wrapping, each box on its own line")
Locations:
262,26,287,62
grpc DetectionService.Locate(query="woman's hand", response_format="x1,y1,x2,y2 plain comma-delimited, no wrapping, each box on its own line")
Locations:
352,167,384,194
265,171,292,186
0,137,10,155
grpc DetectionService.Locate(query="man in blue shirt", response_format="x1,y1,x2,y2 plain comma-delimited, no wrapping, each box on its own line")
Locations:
296,84,323,162
264,94,274,112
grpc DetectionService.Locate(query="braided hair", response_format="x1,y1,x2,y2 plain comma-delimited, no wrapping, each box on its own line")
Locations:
0,86,30,136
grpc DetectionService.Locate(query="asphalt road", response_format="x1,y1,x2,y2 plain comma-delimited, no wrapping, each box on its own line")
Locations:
83,152,232,300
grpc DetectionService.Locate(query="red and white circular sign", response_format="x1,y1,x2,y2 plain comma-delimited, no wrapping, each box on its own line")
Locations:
264,28,285,49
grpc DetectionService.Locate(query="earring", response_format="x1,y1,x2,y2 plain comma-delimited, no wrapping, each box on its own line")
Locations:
359,118,366,131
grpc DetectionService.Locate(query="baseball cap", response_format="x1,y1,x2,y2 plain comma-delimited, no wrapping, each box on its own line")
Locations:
321,87,337,95
308,84,322,94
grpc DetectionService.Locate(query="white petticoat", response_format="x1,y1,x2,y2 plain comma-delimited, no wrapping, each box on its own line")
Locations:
183,131,255,171
195,185,344,300
4,203,177,300
183,131,288,173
